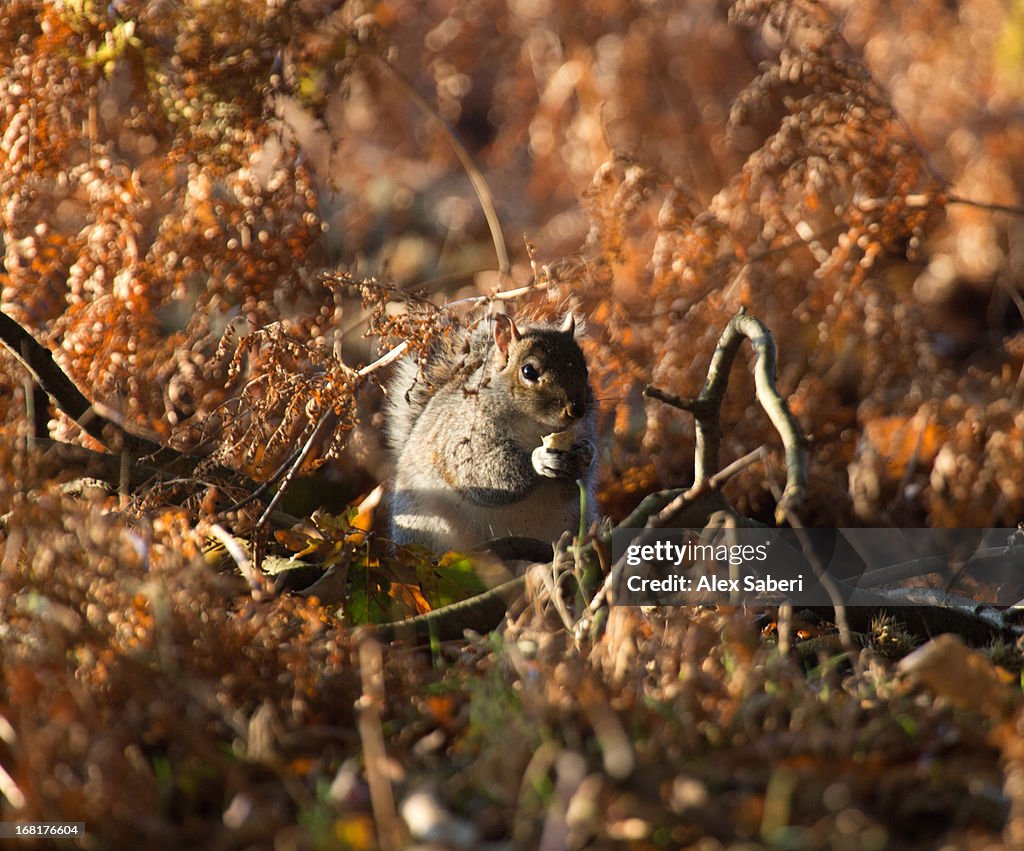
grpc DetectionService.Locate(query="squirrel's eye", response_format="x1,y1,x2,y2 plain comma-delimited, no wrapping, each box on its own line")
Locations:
520,363,540,383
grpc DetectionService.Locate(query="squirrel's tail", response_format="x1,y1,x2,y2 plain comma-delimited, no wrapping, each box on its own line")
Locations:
383,355,427,456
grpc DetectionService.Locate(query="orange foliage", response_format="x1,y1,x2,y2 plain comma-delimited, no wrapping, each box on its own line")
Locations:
4,3,1024,847
4,0,1024,527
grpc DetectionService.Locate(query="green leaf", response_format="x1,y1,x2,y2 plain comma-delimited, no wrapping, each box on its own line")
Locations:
415,552,489,610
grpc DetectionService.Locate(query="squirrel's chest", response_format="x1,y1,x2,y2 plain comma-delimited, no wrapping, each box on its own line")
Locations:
477,480,582,538
391,471,579,549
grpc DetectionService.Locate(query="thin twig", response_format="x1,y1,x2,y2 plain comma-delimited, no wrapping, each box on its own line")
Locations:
776,508,853,656
357,341,409,377
0,309,163,456
777,603,792,657
223,443,305,515
0,762,26,810
648,484,732,530
708,444,768,490
256,411,340,528
442,276,553,309
641,385,713,417
371,55,510,280
371,576,527,643
357,639,404,851
207,523,262,591
948,194,1024,218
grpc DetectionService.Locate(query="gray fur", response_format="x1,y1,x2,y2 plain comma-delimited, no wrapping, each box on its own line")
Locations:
384,315,598,552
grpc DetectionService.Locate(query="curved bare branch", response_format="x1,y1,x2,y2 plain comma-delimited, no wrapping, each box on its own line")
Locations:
645,308,807,524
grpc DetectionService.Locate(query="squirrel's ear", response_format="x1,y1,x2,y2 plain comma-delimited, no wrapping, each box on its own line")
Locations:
493,314,521,362
560,312,576,336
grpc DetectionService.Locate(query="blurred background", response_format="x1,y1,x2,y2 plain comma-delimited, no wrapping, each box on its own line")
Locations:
3,0,1024,527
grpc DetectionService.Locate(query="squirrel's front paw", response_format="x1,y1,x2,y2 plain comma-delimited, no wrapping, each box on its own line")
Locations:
531,440,594,479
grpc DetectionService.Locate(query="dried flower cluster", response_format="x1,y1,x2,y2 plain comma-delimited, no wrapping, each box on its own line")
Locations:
1,0,331,454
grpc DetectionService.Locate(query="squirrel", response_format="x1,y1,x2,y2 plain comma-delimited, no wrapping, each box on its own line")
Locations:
385,311,598,553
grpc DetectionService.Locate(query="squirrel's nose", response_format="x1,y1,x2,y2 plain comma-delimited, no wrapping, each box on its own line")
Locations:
564,400,584,420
